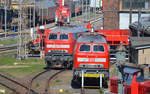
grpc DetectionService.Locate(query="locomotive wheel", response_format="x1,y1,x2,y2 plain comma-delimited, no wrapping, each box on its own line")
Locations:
45,60,52,69
102,78,108,88
68,62,73,70
67,61,73,70
71,76,81,88
64,61,71,69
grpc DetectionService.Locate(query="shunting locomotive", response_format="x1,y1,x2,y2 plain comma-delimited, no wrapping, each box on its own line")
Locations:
72,32,110,88
44,25,88,68
28,26,45,55
109,65,150,94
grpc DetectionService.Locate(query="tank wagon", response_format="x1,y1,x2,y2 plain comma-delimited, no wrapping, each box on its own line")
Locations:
44,26,88,68
72,33,110,87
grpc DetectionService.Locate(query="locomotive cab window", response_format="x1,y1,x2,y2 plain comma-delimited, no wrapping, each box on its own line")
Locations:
60,34,68,40
49,34,57,40
93,45,104,52
80,45,90,52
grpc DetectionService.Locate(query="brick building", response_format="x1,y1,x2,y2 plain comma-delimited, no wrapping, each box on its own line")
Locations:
103,0,150,30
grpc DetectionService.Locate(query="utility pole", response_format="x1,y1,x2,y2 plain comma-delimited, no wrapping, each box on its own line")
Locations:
29,5,32,29
92,0,96,28
42,4,43,25
85,0,88,21
81,0,84,22
129,0,132,24
17,0,22,60
137,9,141,37
4,0,7,38
33,0,36,28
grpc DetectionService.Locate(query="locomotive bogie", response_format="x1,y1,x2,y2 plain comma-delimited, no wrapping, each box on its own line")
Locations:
44,55,72,68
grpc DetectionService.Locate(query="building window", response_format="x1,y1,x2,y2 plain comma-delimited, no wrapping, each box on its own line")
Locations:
122,0,149,9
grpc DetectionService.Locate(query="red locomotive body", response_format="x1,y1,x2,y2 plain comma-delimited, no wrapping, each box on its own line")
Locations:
44,26,88,68
96,29,130,50
72,33,109,87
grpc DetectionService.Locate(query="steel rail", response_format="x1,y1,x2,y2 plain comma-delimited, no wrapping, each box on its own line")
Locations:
0,73,38,94
28,70,51,94
44,69,66,94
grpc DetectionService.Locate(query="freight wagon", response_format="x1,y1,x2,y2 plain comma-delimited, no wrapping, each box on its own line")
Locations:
35,0,57,24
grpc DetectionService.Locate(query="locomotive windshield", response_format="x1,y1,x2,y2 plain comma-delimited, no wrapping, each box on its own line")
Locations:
49,34,57,40
93,45,104,52
60,34,68,40
80,45,90,52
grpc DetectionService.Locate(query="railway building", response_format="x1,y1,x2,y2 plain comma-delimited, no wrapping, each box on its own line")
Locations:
103,0,150,30
130,37,150,65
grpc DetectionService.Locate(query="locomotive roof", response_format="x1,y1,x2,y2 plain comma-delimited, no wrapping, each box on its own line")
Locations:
50,26,89,33
77,34,107,43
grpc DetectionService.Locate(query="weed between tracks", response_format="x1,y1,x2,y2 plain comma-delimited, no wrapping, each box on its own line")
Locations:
55,80,62,83
0,55,45,78
0,85,13,94
0,54,46,93
0,56,16,66
0,38,18,46
35,83,40,88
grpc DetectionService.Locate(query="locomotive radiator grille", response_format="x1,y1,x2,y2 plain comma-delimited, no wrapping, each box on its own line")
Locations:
48,50,68,53
79,64,104,68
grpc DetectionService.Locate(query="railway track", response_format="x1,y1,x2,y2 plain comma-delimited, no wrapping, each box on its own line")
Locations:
28,69,66,94
81,88,102,94
81,88,85,94
28,70,50,94
0,45,17,53
44,69,66,94
0,73,38,94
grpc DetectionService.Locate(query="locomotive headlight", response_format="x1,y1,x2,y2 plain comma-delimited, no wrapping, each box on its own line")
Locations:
77,58,89,62
95,58,106,62
48,50,51,52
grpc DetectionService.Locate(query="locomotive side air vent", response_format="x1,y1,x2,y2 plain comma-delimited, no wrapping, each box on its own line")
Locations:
80,64,104,68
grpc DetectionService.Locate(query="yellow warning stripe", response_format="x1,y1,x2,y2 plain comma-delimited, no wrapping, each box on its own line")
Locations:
79,74,104,78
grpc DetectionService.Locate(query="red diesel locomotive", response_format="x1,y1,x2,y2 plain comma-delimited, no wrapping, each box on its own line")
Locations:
72,33,110,87
44,26,88,68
